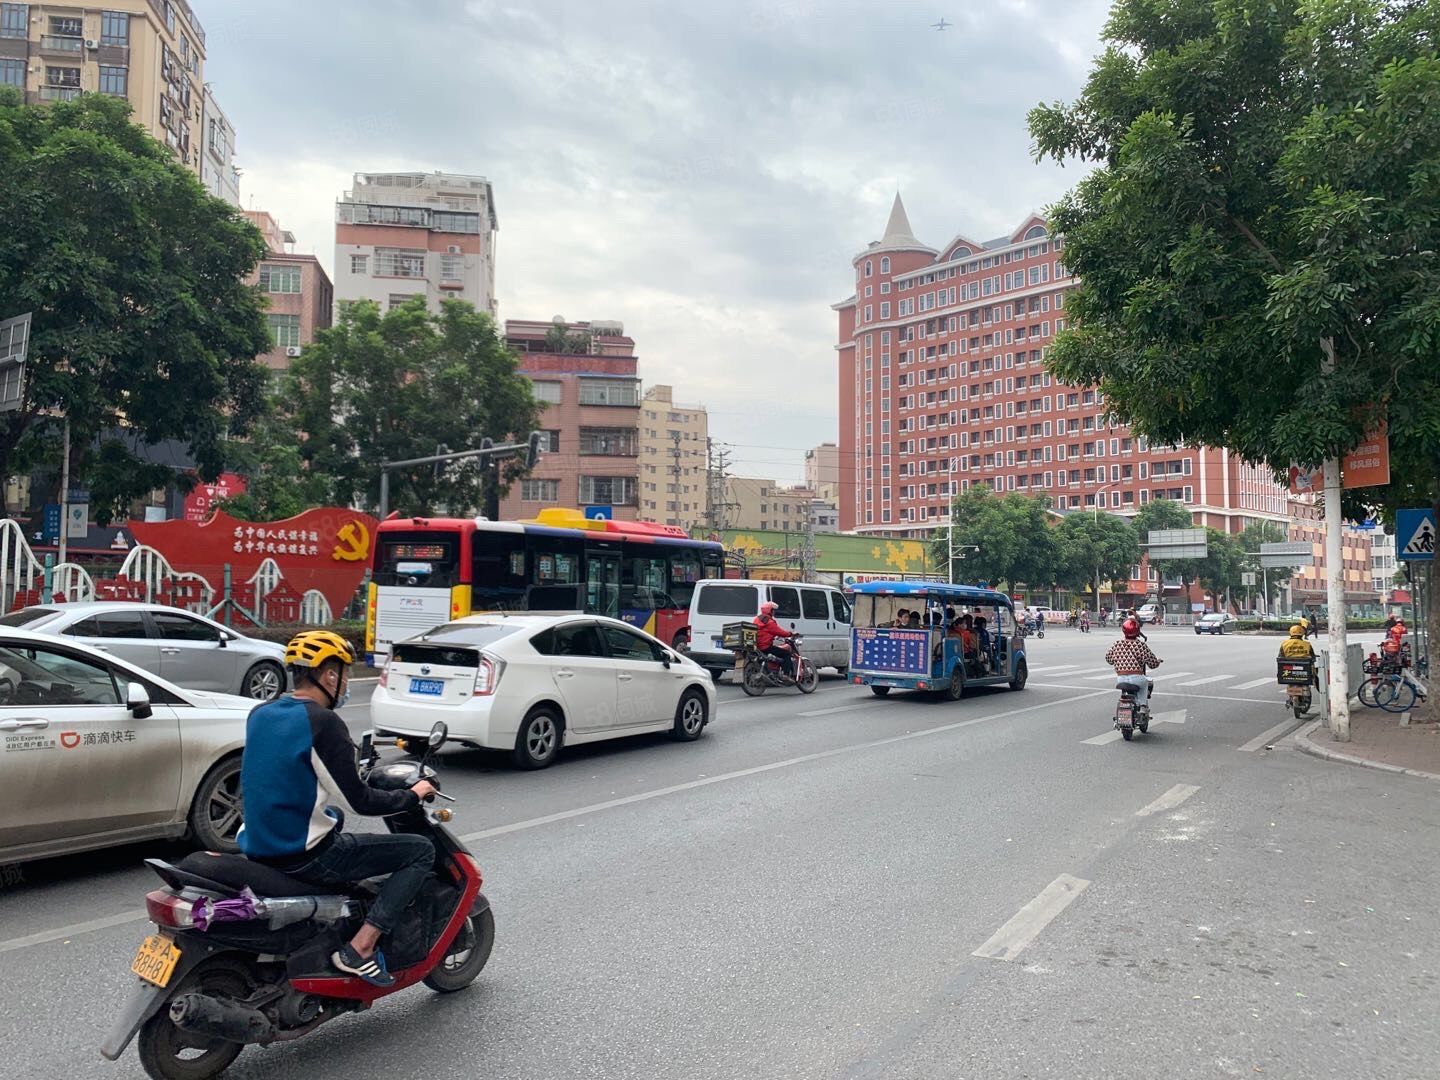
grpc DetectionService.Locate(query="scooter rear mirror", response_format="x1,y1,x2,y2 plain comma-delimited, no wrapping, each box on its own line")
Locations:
427,721,448,749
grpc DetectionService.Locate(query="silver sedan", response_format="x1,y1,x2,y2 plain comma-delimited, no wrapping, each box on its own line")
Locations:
0,627,253,864
0,602,289,700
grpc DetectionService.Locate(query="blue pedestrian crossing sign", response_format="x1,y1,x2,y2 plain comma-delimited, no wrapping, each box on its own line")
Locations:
1397,508,1436,561
584,505,612,521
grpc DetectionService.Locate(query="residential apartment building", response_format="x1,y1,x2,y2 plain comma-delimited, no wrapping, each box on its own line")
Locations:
1371,529,1398,600
832,196,1290,538
333,171,497,318
200,84,238,205
639,384,709,530
805,442,841,505
244,210,333,373
497,319,641,522
0,1,207,172
1287,496,1376,611
724,477,821,534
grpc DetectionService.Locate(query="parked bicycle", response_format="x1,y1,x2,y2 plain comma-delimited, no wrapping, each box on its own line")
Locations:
1358,654,1428,712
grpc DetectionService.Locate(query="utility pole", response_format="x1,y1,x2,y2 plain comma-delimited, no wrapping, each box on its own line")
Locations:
1320,336,1350,742
57,417,71,566
800,497,817,583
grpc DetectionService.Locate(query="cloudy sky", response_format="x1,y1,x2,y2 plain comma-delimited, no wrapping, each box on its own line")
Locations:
199,0,1110,484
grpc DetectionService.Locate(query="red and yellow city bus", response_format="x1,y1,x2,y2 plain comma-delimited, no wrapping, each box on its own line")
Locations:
365,508,726,661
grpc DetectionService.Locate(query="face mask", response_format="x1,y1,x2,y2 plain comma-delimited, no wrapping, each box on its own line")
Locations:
335,681,351,709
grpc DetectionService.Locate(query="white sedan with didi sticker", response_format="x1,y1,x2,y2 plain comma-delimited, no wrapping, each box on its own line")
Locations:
0,629,255,865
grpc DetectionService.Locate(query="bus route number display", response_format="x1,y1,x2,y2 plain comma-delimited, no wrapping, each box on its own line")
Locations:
389,543,448,561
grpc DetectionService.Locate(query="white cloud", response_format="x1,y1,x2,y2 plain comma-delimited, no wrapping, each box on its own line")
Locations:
196,0,1110,483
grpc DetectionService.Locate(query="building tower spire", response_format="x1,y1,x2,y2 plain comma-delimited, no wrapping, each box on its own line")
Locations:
881,192,920,247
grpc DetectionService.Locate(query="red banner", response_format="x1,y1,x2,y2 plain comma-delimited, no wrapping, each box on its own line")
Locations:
183,472,248,523
128,508,377,619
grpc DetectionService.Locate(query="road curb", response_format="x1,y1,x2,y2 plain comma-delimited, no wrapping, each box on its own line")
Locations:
1294,720,1440,783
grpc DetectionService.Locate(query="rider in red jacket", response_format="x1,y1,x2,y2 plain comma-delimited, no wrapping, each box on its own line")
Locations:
753,602,797,679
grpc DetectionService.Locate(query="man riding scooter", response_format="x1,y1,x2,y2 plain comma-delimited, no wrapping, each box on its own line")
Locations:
753,601,798,681
238,631,437,987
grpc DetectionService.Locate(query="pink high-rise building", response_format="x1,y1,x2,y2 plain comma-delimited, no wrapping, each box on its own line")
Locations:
833,196,1288,542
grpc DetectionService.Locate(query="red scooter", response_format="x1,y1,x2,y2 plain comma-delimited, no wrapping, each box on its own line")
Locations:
102,722,493,1080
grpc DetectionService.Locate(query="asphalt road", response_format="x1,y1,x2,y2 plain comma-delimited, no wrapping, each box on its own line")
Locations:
3,626,1437,1079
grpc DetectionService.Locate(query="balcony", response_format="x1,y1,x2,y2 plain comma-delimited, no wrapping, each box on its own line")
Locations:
40,35,84,53
40,86,82,101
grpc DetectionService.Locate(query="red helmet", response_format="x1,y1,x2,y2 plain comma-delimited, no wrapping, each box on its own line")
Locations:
759,601,778,615
1121,617,1141,639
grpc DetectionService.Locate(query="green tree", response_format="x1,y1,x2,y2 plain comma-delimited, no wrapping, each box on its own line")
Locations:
285,298,542,514
219,400,332,521
1195,528,1245,611
1237,519,1294,610
0,91,270,523
1053,512,1141,611
1132,499,1199,608
931,489,1056,591
1029,0,1440,721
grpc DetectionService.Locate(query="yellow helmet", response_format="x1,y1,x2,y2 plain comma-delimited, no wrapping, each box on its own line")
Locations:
1288,624,1304,638
285,630,357,669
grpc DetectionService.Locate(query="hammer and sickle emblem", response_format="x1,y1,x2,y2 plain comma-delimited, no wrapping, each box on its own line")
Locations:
332,520,370,563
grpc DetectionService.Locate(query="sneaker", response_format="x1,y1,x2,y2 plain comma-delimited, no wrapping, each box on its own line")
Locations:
331,944,395,986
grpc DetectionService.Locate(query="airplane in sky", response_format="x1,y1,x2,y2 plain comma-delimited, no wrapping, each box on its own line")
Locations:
932,18,951,30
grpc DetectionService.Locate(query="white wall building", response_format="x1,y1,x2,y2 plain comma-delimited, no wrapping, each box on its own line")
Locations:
1372,529,1397,599
200,87,240,206
333,171,498,318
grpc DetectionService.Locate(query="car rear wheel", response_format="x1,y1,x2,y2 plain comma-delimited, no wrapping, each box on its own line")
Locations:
513,708,562,769
188,756,243,853
242,660,286,701
671,689,708,741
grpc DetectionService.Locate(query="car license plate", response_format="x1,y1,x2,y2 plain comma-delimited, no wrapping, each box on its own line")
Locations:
131,934,181,988
410,678,445,696
713,637,724,648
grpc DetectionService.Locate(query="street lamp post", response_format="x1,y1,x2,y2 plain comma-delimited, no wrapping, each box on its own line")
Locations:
1091,487,1113,619
942,518,979,585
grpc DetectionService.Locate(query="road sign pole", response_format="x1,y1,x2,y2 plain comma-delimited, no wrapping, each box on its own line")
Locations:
57,417,70,566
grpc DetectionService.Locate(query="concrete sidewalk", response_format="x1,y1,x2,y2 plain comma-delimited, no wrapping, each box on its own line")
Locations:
1298,709,1440,780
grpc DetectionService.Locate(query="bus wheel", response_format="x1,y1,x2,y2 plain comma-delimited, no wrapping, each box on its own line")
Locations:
1009,660,1028,691
943,666,965,702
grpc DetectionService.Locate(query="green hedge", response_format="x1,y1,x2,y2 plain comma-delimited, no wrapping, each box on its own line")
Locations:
1234,617,1394,634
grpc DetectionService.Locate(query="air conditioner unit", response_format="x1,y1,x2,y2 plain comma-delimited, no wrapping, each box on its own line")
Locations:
284,346,302,358
84,39,98,50
447,245,461,255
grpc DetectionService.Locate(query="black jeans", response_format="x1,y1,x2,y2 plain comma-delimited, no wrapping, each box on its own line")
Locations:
288,830,434,936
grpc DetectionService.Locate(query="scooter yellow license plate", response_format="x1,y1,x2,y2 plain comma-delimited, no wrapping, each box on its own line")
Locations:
131,935,181,988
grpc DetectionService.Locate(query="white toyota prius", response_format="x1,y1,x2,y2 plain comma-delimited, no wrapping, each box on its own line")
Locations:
370,613,716,769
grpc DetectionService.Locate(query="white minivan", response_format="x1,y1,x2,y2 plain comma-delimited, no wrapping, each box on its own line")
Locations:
686,579,852,679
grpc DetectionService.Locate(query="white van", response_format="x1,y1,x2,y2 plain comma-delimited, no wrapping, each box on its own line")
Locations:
686,579,852,679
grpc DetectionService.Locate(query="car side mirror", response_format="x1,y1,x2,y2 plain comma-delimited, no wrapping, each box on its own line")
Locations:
217,632,229,648
662,651,674,668
127,681,153,720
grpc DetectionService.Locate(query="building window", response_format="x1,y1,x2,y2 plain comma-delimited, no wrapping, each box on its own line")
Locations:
49,14,82,37
540,429,561,452
530,381,563,404
267,314,301,348
349,254,368,275
373,247,427,278
0,58,22,87
439,254,465,281
387,293,423,311
578,427,637,456
46,66,81,88
0,4,27,39
431,211,481,234
97,65,128,96
258,264,302,294
578,476,635,506
164,1,175,33
101,10,130,45
578,380,639,406
520,479,559,502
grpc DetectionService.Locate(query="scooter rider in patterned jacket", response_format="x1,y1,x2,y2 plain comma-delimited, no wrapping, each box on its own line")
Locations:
1104,617,1163,710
